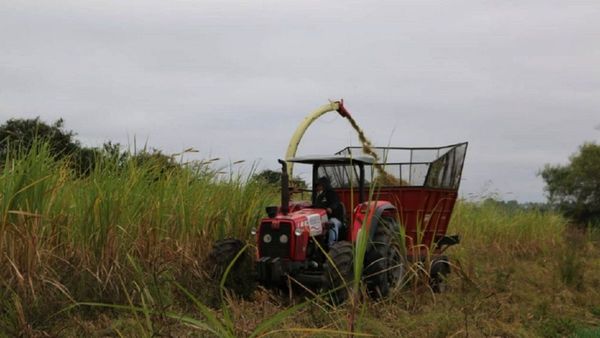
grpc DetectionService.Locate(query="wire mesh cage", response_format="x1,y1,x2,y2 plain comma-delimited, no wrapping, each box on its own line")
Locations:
322,142,468,189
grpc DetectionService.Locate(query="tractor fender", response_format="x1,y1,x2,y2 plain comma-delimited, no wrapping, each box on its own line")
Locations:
350,201,398,242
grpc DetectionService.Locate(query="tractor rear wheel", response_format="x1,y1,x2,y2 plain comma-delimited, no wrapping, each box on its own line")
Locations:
207,238,256,299
323,240,354,304
430,256,450,293
364,221,404,299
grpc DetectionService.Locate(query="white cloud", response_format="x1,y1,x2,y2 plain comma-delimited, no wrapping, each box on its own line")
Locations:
1,0,599,202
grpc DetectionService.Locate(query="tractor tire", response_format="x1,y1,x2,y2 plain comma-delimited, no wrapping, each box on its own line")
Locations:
207,238,256,299
364,221,405,299
430,256,450,293
323,241,354,304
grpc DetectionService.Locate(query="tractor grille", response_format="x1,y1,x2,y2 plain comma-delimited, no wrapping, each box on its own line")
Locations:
259,221,291,259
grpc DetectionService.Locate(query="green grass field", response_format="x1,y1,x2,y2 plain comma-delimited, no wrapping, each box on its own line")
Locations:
1,144,599,337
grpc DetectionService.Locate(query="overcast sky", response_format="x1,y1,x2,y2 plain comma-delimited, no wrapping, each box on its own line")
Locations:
1,0,599,202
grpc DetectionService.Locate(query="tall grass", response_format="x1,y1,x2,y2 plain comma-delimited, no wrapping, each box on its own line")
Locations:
1,141,599,337
0,142,275,335
450,199,566,256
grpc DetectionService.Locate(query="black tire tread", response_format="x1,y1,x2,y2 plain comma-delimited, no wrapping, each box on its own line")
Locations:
364,220,403,299
207,238,256,298
323,241,354,304
430,256,450,293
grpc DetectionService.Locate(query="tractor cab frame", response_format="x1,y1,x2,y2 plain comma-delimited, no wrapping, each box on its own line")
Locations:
285,154,375,208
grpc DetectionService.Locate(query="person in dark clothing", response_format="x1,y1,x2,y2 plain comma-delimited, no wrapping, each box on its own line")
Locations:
314,176,344,247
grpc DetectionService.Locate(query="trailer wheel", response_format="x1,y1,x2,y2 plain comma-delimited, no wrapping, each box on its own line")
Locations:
364,221,405,299
430,256,450,293
207,238,256,298
323,241,354,304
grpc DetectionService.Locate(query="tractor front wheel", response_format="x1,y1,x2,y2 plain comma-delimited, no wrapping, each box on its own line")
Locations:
207,238,256,299
323,240,354,304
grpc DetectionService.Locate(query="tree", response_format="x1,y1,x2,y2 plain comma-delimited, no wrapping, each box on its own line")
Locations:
254,169,282,185
0,117,180,177
0,117,103,175
77,142,183,178
254,169,307,189
0,117,80,159
540,142,600,225
131,148,182,175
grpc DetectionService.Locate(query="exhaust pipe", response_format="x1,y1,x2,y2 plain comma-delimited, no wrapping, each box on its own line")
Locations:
278,159,290,215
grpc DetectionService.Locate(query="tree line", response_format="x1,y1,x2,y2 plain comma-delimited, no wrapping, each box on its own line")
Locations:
1,117,598,225
0,116,306,184
0,117,191,176
539,142,600,226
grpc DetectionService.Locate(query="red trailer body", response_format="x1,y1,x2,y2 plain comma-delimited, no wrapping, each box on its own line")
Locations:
337,187,458,256
331,143,468,258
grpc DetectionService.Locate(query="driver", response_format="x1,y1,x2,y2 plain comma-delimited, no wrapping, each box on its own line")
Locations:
314,176,344,247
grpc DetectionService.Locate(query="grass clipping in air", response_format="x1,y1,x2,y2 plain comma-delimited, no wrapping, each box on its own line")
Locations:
345,115,407,186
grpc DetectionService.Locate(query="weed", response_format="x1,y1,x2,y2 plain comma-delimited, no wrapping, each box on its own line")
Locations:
560,232,586,290
538,317,580,338
573,326,600,338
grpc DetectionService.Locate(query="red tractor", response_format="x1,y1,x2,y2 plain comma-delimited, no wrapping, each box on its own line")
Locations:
208,142,467,301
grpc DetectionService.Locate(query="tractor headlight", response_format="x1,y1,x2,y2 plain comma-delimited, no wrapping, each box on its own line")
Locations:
279,234,288,243
263,234,272,243
250,227,257,235
294,228,303,236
